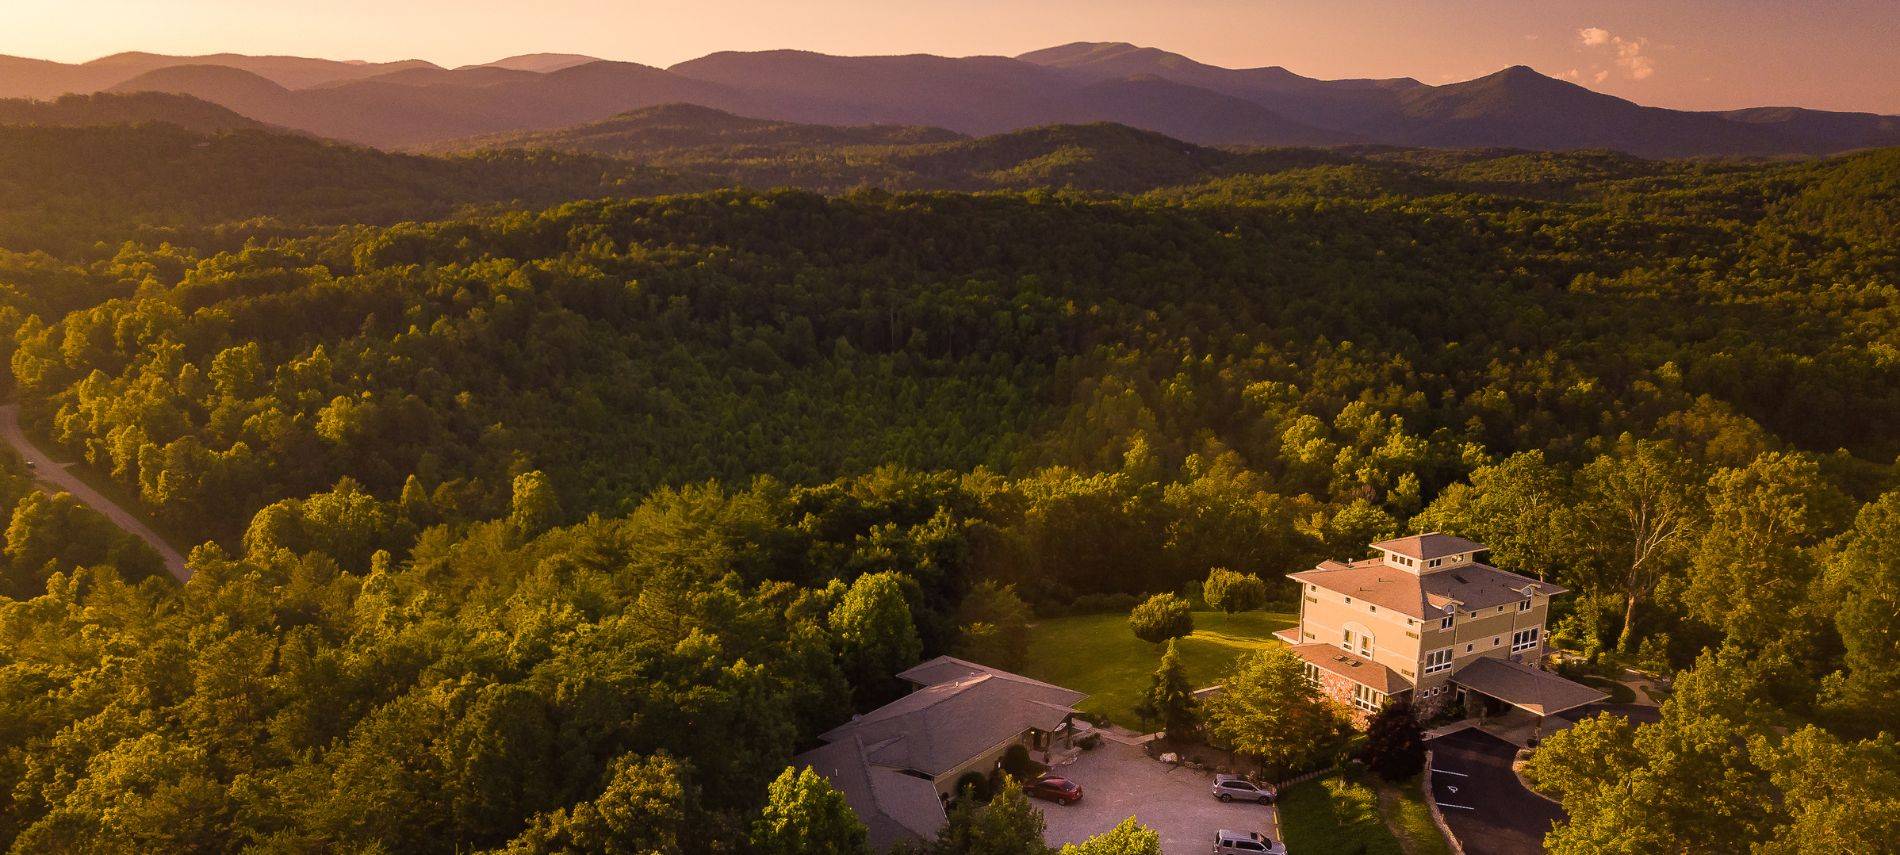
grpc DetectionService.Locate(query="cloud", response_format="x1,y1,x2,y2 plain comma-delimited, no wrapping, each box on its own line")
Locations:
1577,26,1655,81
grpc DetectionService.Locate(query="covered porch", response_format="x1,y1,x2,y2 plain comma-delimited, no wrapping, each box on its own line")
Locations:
1449,657,1608,746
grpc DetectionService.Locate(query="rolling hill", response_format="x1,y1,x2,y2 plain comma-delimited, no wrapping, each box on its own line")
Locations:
3,43,1895,156
0,92,274,133
432,102,963,157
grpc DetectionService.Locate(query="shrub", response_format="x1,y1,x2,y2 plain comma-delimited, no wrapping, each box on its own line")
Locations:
954,771,991,803
1358,699,1425,781
1204,567,1269,613
1129,593,1194,643
1001,743,1039,779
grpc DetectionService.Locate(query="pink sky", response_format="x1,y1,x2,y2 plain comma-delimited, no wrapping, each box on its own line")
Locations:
7,0,1897,113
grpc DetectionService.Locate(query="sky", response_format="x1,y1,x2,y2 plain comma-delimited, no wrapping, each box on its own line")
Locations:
6,0,1898,113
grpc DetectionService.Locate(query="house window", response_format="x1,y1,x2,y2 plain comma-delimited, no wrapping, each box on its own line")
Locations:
1359,633,1373,657
1439,613,1454,630
1518,596,1533,612
1423,648,1454,674
1353,684,1384,713
1466,643,1474,652
1345,596,1353,604
1342,629,1355,650
1302,662,1321,686
1427,557,1443,568
1512,627,1541,653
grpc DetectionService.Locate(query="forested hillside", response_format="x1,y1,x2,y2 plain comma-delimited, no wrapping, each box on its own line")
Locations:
0,123,1894,851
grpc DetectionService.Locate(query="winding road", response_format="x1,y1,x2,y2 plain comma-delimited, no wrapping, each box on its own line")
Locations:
0,404,190,581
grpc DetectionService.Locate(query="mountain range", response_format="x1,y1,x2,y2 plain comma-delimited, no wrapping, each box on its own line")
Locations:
3,42,1897,156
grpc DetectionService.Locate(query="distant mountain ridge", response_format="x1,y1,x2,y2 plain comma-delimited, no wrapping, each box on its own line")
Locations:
3,41,1896,156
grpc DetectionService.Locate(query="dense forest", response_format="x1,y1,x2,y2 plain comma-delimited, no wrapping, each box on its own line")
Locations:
0,102,1895,851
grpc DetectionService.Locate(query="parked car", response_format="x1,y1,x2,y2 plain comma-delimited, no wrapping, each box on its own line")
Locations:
1027,776,1083,805
1212,774,1276,804
1213,829,1285,854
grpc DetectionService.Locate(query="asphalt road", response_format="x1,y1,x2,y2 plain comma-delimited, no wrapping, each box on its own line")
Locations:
0,404,190,581
1428,729,1563,855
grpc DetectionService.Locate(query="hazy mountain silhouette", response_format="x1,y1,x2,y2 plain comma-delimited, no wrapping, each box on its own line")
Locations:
5,43,1895,155
432,102,962,157
1047,75,1353,146
0,91,275,133
477,54,603,73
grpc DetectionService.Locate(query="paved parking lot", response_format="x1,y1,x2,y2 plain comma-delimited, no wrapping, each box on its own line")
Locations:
1428,729,1562,855
1038,739,1279,854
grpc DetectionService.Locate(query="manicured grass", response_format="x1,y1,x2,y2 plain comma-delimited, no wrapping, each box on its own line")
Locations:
1017,609,1295,727
1278,770,1406,855
1377,775,1457,855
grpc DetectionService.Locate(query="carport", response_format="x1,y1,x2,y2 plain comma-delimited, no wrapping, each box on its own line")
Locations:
1451,658,1608,743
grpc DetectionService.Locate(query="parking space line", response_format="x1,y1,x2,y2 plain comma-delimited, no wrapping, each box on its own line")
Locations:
1433,769,1469,777
1436,802,1475,810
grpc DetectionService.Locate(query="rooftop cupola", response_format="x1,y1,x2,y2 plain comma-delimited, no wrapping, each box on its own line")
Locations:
1369,533,1486,575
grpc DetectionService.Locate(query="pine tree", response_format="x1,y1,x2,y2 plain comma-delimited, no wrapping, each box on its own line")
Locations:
1134,639,1200,740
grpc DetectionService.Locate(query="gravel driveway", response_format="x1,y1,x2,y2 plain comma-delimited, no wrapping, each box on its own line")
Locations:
1038,739,1279,854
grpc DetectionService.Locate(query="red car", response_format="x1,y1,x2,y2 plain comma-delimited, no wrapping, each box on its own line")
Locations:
1028,776,1084,805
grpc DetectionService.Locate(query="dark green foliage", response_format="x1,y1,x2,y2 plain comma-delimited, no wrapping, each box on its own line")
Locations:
1128,593,1193,644
1203,567,1268,613
1358,700,1425,781
0,134,1894,854
1134,639,1200,740
934,776,1048,855
749,766,870,855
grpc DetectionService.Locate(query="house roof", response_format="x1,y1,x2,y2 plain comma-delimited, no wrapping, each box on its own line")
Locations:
1288,558,1566,620
1287,642,1411,695
795,736,947,851
1370,533,1487,560
819,672,1084,777
897,655,1078,695
1451,657,1608,716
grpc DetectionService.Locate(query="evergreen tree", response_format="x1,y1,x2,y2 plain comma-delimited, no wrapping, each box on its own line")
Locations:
1134,639,1200,740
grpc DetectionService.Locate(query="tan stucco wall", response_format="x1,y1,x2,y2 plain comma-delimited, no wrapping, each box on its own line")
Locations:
1299,584,1552,685
1296,585,1428,676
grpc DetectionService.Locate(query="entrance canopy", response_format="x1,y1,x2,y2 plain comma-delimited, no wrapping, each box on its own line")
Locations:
1451,657,1607,717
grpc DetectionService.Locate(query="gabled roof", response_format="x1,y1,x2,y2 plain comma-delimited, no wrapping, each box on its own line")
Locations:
1371,533,1486,560
795,736,947,851
898,655,1078,694
820,673,1082,776
1288,558,1565,620
1287,642,1410,695
1451,657,1608,716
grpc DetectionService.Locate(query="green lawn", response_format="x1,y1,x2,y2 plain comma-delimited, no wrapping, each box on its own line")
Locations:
1018,609,1295,726
1279,770,1406,855
1377,775,1457,855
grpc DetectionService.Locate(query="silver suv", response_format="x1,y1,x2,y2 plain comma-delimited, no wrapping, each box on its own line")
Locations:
1212,774,1276,804
1213,829,1285,854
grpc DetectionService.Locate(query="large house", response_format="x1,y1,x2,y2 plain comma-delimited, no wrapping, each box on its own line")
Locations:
1275,533,1606,723
794,656,1087,851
